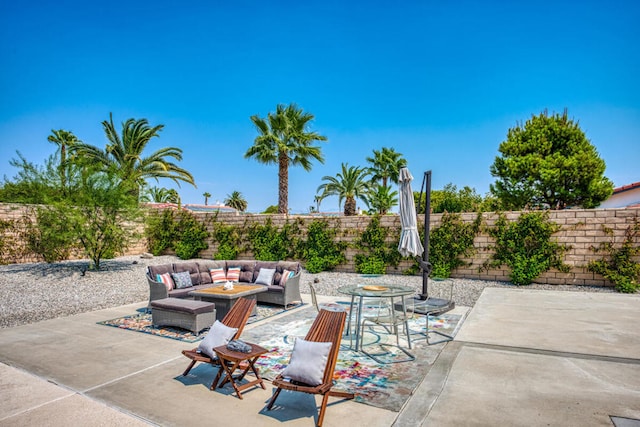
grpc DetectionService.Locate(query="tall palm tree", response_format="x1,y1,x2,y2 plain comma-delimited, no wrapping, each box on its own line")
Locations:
316,163,371,216
203,192,211,205
69,113,195,198
224,190,248,212
366,147,407,188
47,129,80,194
245,103,326,214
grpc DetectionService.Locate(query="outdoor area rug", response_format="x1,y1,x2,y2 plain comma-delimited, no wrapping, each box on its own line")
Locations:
241,305,466,412
97,302,306,343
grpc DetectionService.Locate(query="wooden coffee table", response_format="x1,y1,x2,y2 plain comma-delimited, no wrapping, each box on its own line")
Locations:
212,342,269,399
189,284,267,321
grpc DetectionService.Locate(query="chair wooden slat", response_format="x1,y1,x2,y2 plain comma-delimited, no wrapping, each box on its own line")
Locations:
266,309,354,427
181,297,256,388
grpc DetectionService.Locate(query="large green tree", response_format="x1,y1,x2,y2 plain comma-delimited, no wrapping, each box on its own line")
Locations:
317,163,370,216
70,113,195,199
490,110,613,210
365,184,398,215
245,103,326,214
366,147,407,189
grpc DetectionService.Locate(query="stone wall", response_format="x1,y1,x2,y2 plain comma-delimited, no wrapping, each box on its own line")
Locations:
1,202,638,287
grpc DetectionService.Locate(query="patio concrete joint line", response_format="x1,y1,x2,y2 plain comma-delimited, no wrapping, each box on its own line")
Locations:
464,342,640,365
83,355,183,393
392,342,464,427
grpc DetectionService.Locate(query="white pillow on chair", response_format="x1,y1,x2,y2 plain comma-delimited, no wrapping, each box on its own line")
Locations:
197,320,238,359
282,338,332,386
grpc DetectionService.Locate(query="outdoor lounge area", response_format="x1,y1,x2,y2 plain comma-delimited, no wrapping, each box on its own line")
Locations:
1,287,639,426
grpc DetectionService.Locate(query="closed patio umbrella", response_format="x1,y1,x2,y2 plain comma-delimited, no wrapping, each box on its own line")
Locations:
397,167,424,258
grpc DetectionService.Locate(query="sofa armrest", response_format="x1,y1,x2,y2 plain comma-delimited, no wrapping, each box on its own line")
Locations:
147,273,169,306
282,271,302,307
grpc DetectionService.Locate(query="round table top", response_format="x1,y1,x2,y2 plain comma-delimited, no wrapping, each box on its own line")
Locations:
337,283,415,297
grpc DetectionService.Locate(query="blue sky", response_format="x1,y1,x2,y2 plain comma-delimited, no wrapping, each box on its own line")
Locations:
1,0,638,213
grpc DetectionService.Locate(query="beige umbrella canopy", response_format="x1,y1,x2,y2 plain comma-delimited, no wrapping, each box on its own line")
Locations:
397,167,424,258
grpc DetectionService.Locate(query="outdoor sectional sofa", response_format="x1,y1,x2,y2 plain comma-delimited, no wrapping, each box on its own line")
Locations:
146,260,302,309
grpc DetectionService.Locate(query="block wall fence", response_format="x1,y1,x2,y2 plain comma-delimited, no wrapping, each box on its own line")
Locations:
1,203,638,288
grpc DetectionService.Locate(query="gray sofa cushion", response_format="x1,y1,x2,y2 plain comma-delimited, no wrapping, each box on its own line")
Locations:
173,262,201,285
150,298,215,315
233,260,255,283
148,264,174,278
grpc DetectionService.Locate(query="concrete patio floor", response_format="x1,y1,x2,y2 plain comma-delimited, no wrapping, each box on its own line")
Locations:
1,289,639,426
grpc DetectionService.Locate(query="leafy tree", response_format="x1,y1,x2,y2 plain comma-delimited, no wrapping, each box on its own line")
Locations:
224,190,248,212
0,152,82,204
431,183,483,213
316,163,371,216
490,109,613,210
245,103,326,214
364,184,398,215
203,192,211,205
32,172,141,269
69,113,195,199
262,205,279,214
366,147,407,188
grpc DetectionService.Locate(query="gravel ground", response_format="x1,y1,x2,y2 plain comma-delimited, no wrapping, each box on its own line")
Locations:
0,254,618,329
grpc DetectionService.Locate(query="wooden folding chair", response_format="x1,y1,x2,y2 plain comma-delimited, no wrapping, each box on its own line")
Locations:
266,309,354,427
181,297,256,389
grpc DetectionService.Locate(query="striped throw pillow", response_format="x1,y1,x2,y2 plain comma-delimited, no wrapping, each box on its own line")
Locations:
157,273,174,292
226,267,241,282
210,268,227,284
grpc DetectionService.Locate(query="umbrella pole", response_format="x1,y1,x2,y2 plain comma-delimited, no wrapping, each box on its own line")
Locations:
419,170,432,300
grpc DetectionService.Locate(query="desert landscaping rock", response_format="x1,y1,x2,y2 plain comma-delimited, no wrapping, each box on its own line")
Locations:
0,254,616,328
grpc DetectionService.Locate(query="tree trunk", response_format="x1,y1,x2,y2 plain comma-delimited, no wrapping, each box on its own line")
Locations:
344,197,356,216
278,152,288,214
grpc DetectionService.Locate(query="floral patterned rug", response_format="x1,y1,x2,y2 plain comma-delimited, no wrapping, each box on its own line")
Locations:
241,305,466,412
97,302,306,343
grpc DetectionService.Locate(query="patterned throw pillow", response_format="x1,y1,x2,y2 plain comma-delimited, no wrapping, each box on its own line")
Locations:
156,273,174,291
226,267,241,282
279,269,295,287
171,271,193,289
209,268,227,284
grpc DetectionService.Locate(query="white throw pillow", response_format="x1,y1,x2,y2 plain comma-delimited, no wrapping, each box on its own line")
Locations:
255,268,276,286
197,320,238,359
282,338,332,386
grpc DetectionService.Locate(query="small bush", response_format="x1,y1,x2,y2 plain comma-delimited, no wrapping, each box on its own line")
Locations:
588,218,640,293
486,211,569,286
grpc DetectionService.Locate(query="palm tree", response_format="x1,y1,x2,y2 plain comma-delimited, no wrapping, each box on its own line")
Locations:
366,147,407,188
364,184,398,215
47,129,80,194
141,186,180,203
203,192,211,205
316,163,371,216
69,113,195,198
224,190,248,212
245,103,326,214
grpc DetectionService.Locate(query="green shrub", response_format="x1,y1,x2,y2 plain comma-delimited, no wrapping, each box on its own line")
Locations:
145,209,177,256
486,211,569,286
353,216,400,274
212,222,242,260
144,209,209,260
428,212,481,278
301,220,346,273
588,218,640,293
247,218,301,261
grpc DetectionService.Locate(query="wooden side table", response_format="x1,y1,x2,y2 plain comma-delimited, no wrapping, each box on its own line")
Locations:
212,342,269,399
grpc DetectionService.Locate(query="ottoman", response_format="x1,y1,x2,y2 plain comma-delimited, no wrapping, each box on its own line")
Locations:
151,298,216,334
